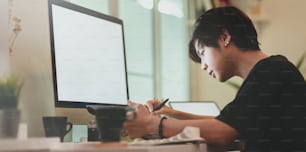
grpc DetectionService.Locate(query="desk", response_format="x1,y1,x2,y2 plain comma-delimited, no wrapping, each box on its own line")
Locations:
53,142,208,152
0,138,208,152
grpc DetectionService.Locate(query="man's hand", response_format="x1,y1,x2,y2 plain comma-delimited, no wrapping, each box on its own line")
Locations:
146,99,175,116
124,101,159,138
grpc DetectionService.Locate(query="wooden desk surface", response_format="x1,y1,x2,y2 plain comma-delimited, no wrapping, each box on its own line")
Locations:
0,138,208,152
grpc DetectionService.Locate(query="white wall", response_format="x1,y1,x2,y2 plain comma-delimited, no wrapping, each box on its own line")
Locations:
0,0,10,77
8,0,54,137
261,0,306,65
193,0,306,108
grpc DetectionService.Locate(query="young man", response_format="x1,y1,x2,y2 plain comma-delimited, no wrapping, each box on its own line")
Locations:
124,6,306,151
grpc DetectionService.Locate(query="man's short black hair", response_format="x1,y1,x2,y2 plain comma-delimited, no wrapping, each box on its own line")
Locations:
189,6,260,63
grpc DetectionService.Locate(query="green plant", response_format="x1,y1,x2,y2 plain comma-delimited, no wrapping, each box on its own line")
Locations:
0,75,23,109
227,52,306,90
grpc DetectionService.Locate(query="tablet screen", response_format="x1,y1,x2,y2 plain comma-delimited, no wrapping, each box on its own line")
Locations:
169,101,220,116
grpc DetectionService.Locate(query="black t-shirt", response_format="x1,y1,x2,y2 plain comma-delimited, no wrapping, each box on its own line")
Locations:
216,55,306,151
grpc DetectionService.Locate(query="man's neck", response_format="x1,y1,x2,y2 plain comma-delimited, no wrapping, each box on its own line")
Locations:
235,51,268,79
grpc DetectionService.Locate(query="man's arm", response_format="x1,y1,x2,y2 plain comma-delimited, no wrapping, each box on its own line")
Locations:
161,117,239,147
125,104,239,147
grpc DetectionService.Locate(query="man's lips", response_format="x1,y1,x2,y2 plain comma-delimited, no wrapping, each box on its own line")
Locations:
209,70,216,78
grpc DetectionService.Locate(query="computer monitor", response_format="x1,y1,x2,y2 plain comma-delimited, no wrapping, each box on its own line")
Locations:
48,0,129,111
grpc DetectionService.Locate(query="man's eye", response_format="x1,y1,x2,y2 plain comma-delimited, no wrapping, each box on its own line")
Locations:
200,50,205,56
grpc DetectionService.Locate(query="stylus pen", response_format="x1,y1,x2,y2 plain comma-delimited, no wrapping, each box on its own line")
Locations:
153,98,169,111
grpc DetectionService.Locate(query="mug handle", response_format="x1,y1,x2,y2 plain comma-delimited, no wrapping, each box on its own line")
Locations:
64,122,73,136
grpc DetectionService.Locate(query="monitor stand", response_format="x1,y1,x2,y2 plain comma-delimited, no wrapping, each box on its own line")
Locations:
86,105,128,115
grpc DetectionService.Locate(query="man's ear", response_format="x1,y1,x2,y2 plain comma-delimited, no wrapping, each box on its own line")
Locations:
222,29,231,41
221,29,231,47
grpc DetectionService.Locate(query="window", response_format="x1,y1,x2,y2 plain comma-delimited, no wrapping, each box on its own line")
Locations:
69,0,190,104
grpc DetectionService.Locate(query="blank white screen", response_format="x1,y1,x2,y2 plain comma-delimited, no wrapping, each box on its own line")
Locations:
169,102,220,116
51,4,128,105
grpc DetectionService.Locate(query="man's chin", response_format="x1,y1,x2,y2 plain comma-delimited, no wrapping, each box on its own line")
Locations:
218,76,231,82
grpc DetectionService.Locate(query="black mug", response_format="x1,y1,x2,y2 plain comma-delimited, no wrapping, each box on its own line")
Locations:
94,106,136,142
42,116,73,142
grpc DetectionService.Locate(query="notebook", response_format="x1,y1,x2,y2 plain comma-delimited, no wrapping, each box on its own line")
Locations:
168,101,220,116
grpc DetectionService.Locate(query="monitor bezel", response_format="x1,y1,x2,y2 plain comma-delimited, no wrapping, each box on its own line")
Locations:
48,0,129,108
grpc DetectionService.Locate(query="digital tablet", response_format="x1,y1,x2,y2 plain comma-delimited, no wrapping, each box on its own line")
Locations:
168,101,220,116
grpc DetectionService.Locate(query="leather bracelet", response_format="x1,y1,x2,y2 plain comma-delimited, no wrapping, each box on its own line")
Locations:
158,116,167,138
